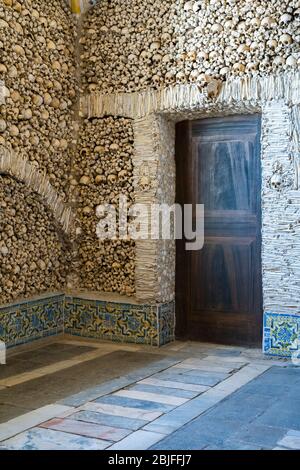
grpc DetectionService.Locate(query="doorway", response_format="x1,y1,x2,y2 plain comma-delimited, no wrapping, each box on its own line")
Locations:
176,115,263,346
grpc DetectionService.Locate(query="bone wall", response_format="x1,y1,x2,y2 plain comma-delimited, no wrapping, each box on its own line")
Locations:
79,1,300,314
81,0,300,95
0,0,77,199
133,115,175,303
73,117,136,295
261,101,300,315
2,0,300,316
0,0,76,304
0,175,71,304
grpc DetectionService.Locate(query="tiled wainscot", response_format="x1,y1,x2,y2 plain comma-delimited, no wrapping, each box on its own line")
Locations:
4,299,300,356
0,294,65,348
0,295,175,349
263,312,300,357
64,297,175,346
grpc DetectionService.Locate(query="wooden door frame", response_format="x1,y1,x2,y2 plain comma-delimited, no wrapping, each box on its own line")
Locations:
175,116,263,345
175,120,192,339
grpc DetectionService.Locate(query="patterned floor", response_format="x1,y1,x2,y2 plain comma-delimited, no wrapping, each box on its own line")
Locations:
0,339,299,450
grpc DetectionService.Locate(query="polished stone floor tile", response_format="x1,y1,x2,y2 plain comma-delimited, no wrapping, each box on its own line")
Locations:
0,340,297,451
108,430,165,450
0,359,41,380
114,390,188,406
172,362,238,374
0,404,74,441
128,383,198,399
59,377,135,407
143,393,220,435
278,431,300,450
95,395,174,413
82,401,162,421
70,410,146,431
204,355,248,365
139,377,209,393
153,370,227,386
229,423,286,448
59,357,181,407
40,417,130,442
3,427,111,450
0,351,170,413
150,365,299,450
256,399,300,430
0,403,32,424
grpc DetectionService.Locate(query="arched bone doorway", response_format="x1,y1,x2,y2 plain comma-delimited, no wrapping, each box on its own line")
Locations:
81,74,300,348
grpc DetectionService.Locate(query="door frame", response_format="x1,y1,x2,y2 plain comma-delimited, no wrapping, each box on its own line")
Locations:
81,77,297,353
175,116,263,346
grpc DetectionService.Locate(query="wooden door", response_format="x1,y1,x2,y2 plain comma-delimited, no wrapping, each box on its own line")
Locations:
176,115,262,346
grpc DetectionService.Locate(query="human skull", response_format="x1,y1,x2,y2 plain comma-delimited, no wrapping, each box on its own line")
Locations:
270,173,283,190
246,62,258,72
152,74,162,86
165,71,176,85
176,71,186,84
279,34,293,46
189,69,199,82
280,13,293,24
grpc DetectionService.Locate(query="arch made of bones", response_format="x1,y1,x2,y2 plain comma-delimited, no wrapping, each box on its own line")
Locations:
0,146,75,237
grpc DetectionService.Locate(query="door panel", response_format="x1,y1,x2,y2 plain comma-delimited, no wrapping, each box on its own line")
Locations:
196,140,254,211
191,240,254,314
176,115,262,346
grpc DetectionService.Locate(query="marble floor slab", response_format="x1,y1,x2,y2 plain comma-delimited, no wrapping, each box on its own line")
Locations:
70,410,147,431
2,427,111,450
0,404,74,441
138,377,209,393
127,383,198,399
81,401,163,421
108,430,165,450
0,338,297,451
277,430,300,450
94,395,174,413
153,370,228,386
40,417,131,442
114,390,188,406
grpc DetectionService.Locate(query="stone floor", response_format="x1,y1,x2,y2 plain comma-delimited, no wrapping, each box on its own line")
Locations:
0,337,299,450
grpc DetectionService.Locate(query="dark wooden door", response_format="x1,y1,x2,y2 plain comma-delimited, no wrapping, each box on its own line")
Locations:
176,115,262,346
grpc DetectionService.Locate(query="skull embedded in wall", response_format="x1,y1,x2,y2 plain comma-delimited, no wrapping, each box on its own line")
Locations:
286,55,297,67
280,13,293,25
128,54,138,64
152,75,162,87
279,34,293,46
270,172,283,191
176,71,186,84
138,163,152,192
246,62,258,72
259,58,271,73
189,69,199,83
127,81,136,92
165,71,176,85
140,50,152,65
